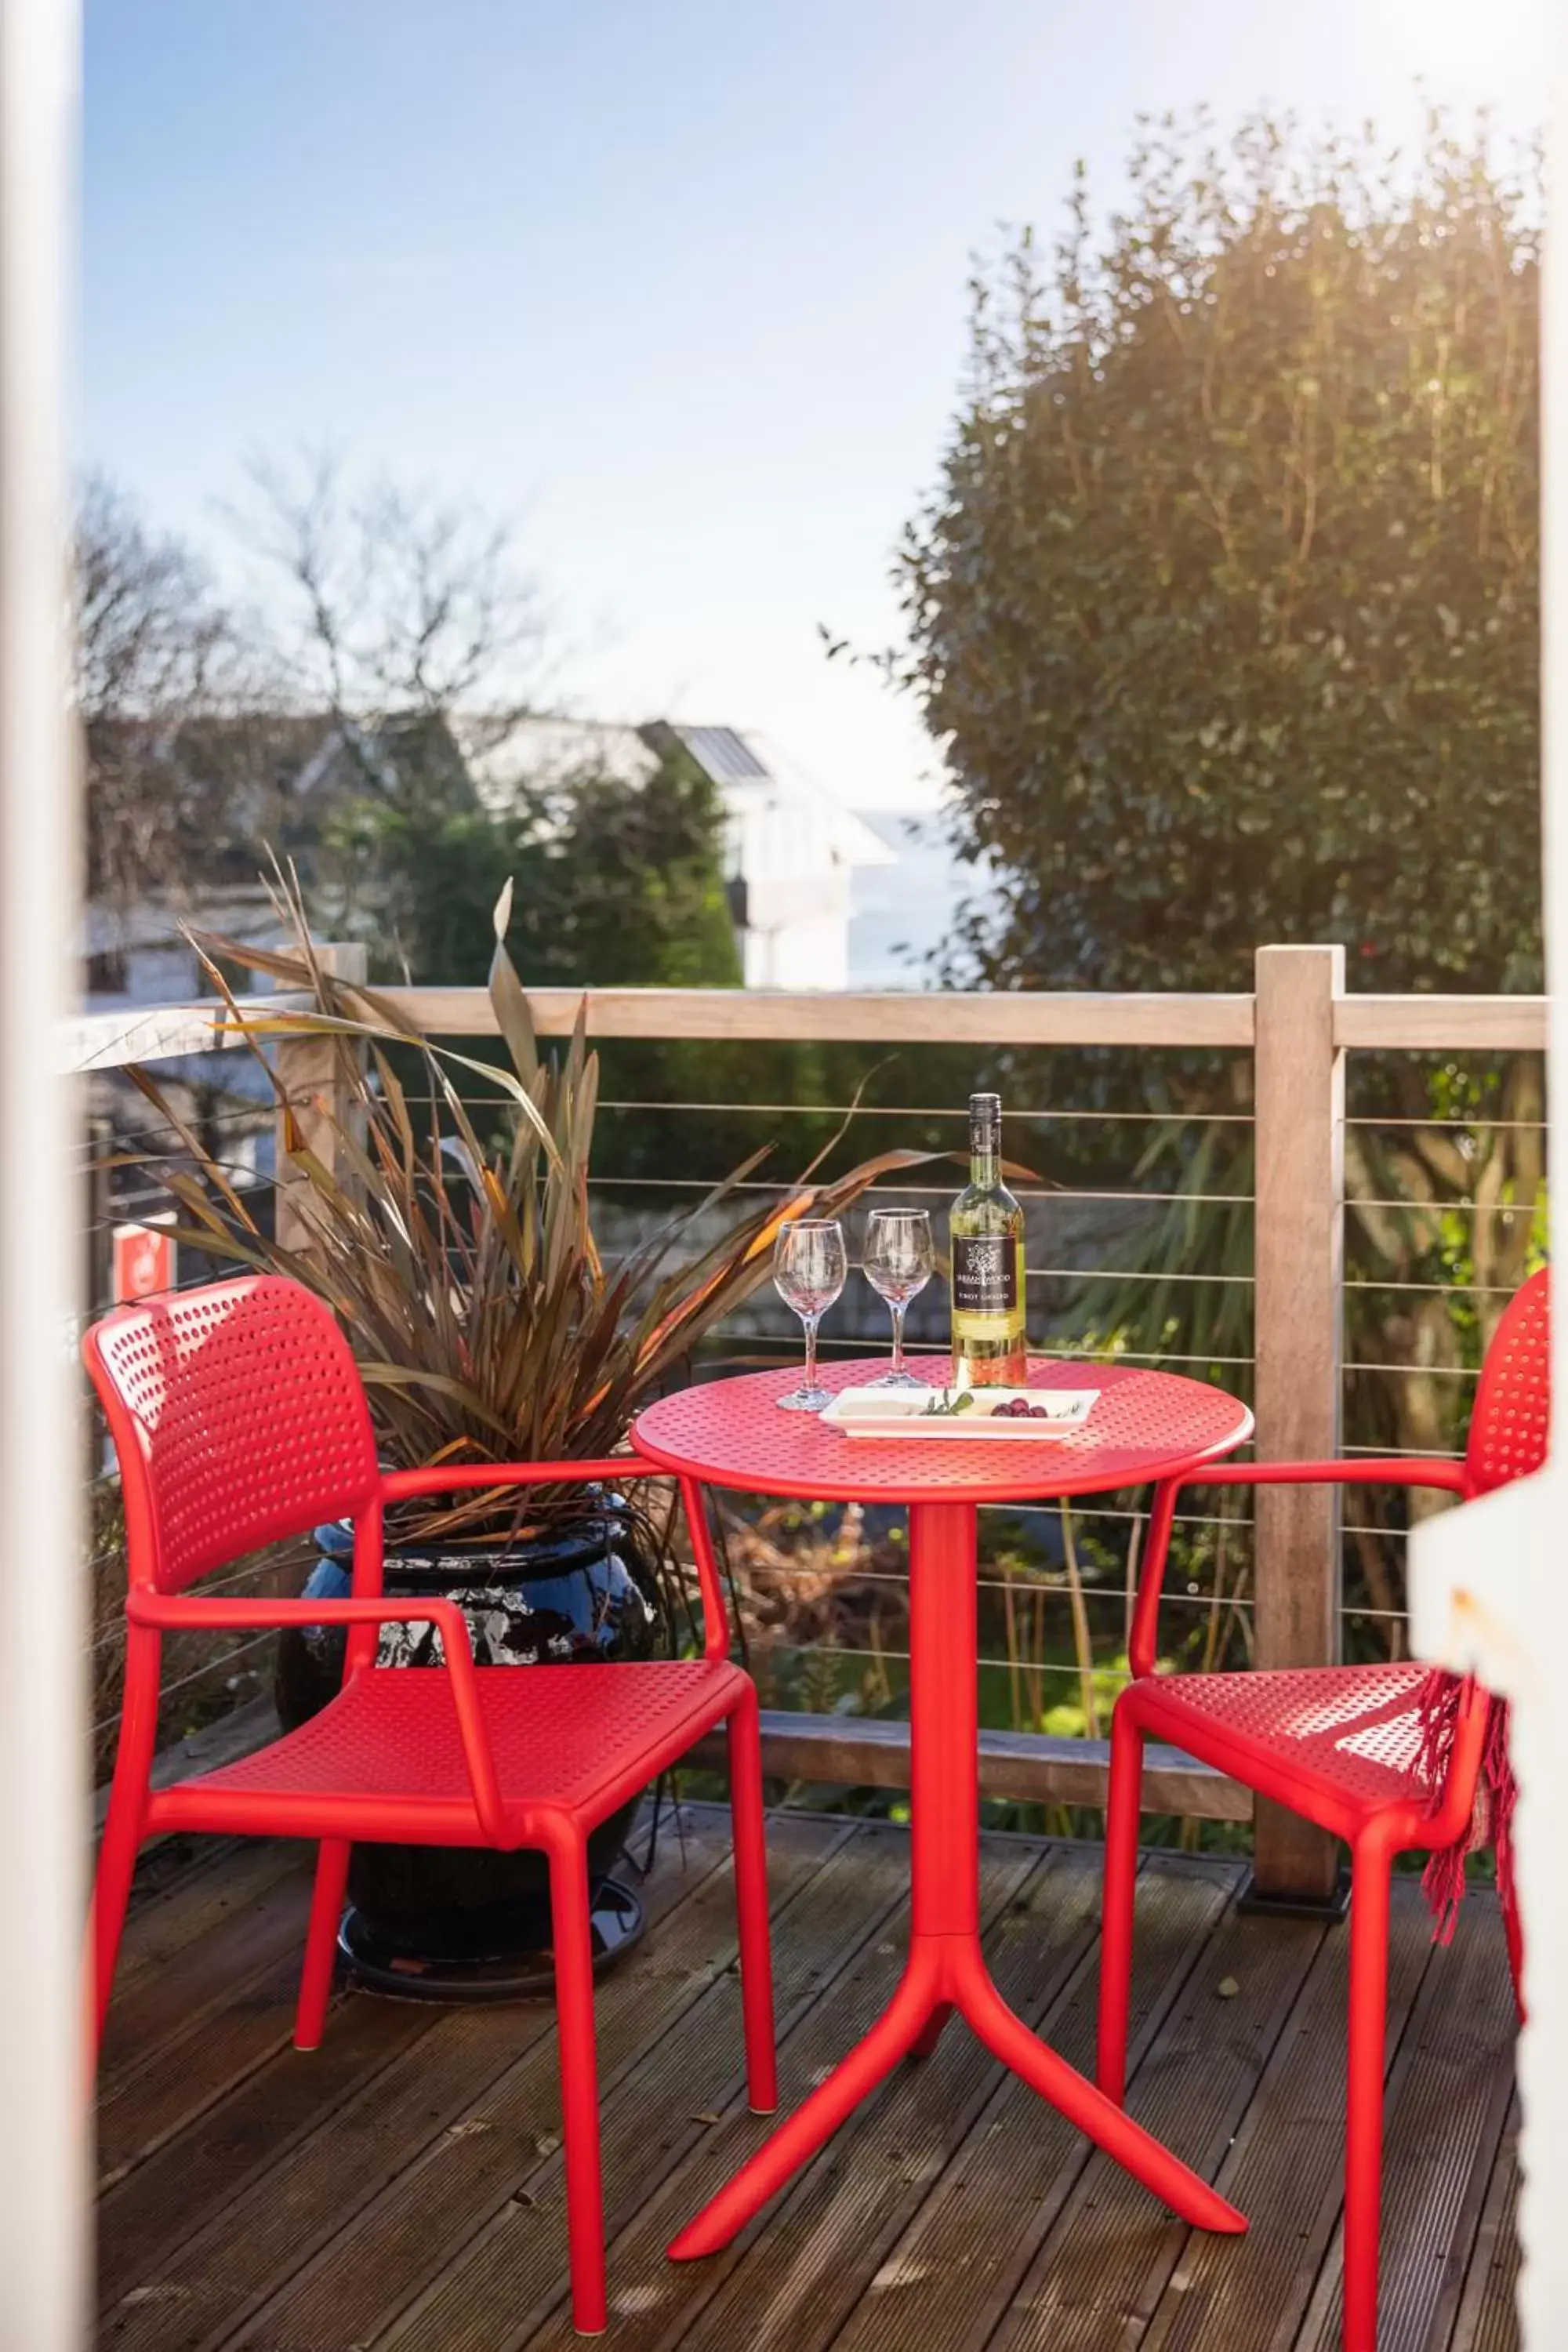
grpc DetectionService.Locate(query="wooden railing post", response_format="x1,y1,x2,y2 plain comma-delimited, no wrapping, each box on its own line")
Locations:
274,942,368,1261
1250,943,1345,1905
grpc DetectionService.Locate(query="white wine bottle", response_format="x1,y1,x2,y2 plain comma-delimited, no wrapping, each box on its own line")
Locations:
949,1092,1027,1387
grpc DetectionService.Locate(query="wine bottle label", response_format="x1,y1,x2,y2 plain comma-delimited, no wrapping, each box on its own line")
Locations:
952,1235,1019,1319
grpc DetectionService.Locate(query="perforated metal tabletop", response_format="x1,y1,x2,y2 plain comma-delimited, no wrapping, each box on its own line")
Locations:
633,1353,1253,1504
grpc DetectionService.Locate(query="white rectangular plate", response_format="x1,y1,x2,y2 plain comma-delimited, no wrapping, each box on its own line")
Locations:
819,1386,1099,1439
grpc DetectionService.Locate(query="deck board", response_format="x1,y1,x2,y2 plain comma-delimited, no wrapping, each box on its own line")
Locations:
986,1896,1326,2350
492,1833,1048,2352
1138,1878,1435,2352
1449,2105,1520,2352
100,1841,311,2087
626,1842,1075,2352
1294,1894,1518,2352
379,1817,927,2352
97,1806,751,2349
262,1813,872,2352
94,1811,1520,2352
834,1855,1238,2352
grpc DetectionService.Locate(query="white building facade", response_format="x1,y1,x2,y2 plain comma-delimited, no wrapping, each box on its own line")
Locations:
469,715,893,993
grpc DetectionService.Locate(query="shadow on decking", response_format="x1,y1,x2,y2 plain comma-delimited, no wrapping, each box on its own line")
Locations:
96,1805,1519,2351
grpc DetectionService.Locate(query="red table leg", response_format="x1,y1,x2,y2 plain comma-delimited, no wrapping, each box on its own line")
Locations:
668,1497,1245,2262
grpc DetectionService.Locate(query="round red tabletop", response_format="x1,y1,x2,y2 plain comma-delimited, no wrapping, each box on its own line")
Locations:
633,1354,1252,1504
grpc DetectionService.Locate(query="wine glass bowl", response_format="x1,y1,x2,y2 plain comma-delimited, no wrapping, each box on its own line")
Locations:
862,1207,935,1388
774,1220,847,1410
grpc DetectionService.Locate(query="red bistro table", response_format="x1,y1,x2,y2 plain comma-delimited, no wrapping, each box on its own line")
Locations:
633,1353,1255,2259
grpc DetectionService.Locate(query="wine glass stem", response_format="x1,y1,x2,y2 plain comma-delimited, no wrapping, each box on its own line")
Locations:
803,1314,819,1393
890,1302,906,1375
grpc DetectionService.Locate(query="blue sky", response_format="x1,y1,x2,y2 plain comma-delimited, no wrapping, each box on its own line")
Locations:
83,0,1549,812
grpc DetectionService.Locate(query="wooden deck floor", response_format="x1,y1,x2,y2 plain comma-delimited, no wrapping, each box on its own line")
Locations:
96,1806,1520,2351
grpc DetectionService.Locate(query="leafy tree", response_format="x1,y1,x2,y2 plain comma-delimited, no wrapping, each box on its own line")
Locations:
893,109,1541,996
361,739,742,993
511,748,743,992
353,740,789,1181
881,108,1547,1654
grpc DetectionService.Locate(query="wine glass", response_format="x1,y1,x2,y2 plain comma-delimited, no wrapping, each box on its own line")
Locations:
774,1220,847,1410
862,1207,935,1387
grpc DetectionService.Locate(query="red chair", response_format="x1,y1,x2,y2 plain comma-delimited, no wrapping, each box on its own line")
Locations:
87,1275,776,2338
1097,1267,1544,2352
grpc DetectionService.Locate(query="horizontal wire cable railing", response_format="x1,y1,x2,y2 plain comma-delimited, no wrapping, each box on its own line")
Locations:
82,1080,288,1776
570,1076,1541,1713
556,1072,1260,1742
69,971,1547,1836
1338,1082,1547,1664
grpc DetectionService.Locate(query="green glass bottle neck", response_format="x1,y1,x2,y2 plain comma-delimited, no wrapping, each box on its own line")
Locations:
967,1096,1002,1189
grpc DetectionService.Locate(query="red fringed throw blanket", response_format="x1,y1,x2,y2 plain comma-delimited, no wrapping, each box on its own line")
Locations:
1412,1667,1519,1948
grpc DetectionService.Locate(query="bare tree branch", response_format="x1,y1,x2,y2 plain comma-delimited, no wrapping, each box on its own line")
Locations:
75,472,284,921
234,451,545,801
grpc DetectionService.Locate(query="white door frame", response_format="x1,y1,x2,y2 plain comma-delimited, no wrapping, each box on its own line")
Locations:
0,2,86,2346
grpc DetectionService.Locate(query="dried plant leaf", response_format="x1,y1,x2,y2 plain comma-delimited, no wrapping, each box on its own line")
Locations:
115,891,960,1542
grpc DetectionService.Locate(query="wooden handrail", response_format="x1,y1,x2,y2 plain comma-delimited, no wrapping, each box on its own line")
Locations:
63,978,1549,1073
1333,994,1548,1051
64,1000,248,1073
369,984,1259,1047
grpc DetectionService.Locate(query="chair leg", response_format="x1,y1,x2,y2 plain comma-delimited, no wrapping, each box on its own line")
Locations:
295,1838,351,2052
1504,1884,1526,2026
91,1780,144,2055
549,1836,608,2336
1096,1704,1144,2102
1344,1838,1391,2352
726,1685,778,2114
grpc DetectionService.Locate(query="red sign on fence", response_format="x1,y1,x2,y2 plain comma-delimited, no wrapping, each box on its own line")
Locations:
111,1219,176,1305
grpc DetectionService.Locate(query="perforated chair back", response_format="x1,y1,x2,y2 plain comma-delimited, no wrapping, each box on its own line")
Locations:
1465,1266,1551,1499
85,1276,380,1593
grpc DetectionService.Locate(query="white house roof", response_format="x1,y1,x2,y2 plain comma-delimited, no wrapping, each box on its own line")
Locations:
458,716,658,815
458,713,894,871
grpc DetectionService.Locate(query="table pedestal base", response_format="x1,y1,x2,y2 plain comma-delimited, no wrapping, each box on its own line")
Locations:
669,1496,1245,2263
667,1924,1243,2259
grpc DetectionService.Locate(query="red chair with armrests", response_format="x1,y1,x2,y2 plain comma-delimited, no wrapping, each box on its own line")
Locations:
86,1274,777,2338
1095,1266,1543,2352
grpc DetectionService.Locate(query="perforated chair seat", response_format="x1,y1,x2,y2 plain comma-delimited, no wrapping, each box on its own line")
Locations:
1123,1662,1439,1842
161,1657,746,1841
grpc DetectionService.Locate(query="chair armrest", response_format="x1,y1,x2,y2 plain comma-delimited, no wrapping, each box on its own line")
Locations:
379,1456,639,1502
1128,1456,1470,1679
125,1591,508,1842
1179,1457,1469,1496
380,1453,732,1663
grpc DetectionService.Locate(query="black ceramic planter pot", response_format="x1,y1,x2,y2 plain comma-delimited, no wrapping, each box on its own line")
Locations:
274,1497,662,1998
